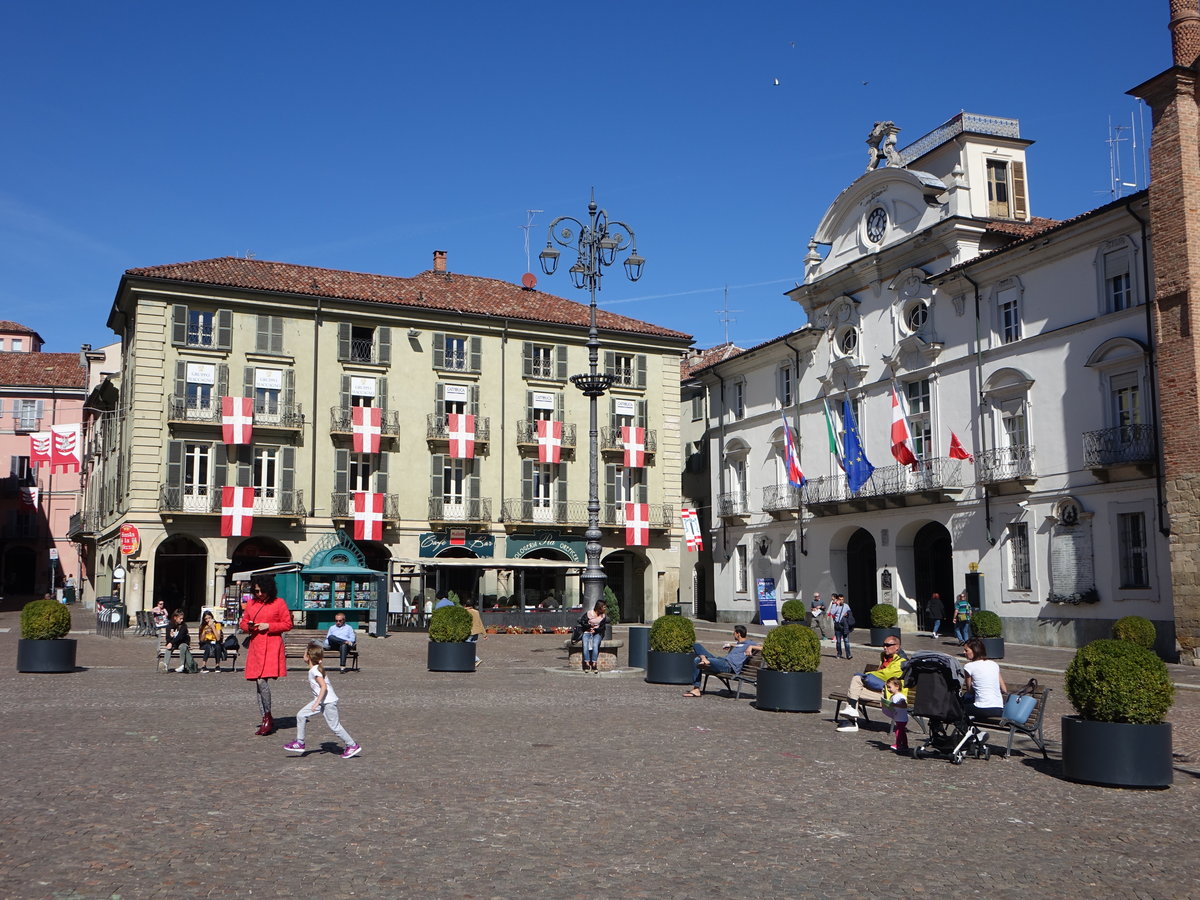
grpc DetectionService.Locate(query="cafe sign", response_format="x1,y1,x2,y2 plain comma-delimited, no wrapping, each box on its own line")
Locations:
119,523,141,556
506,532,585,563
419,532,495,558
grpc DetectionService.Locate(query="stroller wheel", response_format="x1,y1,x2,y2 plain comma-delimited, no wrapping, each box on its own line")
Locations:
951,752,964,765
979,745,991,762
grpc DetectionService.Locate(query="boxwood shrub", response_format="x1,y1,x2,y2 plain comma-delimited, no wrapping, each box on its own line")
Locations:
869,603,897,628
761,624,820,672
21,598,71,640
780,599,807,623
972,609,1002,639
428,604,472,642
648,615,696,653
1111,615,1157,650
1065,638,1174,725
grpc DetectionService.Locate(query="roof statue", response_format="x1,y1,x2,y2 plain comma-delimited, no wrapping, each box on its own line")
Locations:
866,120,903,171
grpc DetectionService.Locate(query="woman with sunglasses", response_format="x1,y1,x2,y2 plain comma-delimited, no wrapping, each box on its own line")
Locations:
239,573,294,735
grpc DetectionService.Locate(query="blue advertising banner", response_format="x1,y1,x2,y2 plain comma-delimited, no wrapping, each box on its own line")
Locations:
757,577,778,625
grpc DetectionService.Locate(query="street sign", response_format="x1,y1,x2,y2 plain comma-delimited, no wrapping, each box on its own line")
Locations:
112,565,127,583
49,548,59,560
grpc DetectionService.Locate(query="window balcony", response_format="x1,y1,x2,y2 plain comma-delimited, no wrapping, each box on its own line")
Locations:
802,458,967,516
68,511,99,539
329,407,403,440
7,414,42,433
344,338,384,365
1083,425,1156,480
158,486,306,518
426,414,491,448
717,490,750,519
329,491,401,522
599,426,657,459
762,484,802,518
599,502,673,530
975,445,1037,489
428,496,492,526
167,397,305,432
514,420,577,458
502,498,581,528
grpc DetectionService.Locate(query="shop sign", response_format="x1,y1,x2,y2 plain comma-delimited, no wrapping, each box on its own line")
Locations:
119,523,141,556
506,532,585,562
419,531,495,558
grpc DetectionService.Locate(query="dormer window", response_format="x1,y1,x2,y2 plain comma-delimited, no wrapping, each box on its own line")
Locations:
986,158,1028,220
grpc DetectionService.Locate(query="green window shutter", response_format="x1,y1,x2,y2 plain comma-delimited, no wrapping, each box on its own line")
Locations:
522,342,534,378
609,397,619,430
377,377,388,413
216,364,229,397
432,333,445,369
236,457,252,488
243,366,254,400
172,305,188,346
216,310,232,350
637,399,647,429
636,477,648,504
271,316,283,354
636,354,647,390
334,448,349,495
374,451,388,494
166,440,183,489
283,369,295,409
556,344,568,380
605,464,617,505
255,315,269,353
280,446,295,495
214,446,228,489
377,327,391,365
554,392,564,419
338,323,351,361
522,459,534,502
1012,161,1028,220
174,361,187,400
558,462,567,502
470,385,479,417
469,336,481,373
434,383,445,420
525,390,534,419
468,465,480,502
431,454,445,499
604,350,615,376
340,375,351,411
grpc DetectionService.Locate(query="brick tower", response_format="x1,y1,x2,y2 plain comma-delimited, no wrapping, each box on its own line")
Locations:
1130,0,1200,663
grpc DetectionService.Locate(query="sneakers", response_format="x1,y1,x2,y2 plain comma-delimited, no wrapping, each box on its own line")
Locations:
174,665,185,673
836,722,859,732
845,704,861,718
283,740,306,753
157,660,167,673
341,744,362,759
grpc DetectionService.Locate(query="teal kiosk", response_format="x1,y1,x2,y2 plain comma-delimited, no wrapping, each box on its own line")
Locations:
297,533,386,631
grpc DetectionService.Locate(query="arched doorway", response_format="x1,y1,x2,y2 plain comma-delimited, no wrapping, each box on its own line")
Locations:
355,541,391,576
912,522,954,631
153,534,208,620
229,537,290,579
431,548,478,601
846,528,877,624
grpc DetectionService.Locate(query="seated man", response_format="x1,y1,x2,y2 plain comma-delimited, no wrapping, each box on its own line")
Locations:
836,635,907,732
323,613,357,673
683,625,759,697
160,608,190,673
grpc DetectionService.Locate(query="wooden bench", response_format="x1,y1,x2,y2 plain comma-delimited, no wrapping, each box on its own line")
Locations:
284,633,360,671
971,686,1052,759
828,690,929,735
699,654,762,699
157,643,238,672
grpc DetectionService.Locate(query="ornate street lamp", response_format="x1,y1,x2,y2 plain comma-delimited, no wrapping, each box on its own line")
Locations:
539,193,644,612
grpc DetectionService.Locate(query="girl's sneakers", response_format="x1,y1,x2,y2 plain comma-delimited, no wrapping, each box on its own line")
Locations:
341,744,362,759
283,740,305,753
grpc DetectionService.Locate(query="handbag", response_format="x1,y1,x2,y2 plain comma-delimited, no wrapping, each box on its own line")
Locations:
223,635,239,651
1002,678,1038,725
242,634,253,648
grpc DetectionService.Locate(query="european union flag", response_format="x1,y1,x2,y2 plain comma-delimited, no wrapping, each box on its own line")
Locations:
842,399,875,493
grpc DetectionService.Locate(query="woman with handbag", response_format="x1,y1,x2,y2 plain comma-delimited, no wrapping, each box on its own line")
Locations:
961,637,1007,721
197,610,226,673
580,599,609,674
239,574,293,735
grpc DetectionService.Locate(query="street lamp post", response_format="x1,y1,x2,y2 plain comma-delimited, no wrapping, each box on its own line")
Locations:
539,193,645,612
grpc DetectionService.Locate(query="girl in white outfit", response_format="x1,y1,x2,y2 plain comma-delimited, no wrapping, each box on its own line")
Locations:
283,642,362,759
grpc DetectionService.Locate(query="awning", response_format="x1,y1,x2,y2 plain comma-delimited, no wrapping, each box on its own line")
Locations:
390,557,584,571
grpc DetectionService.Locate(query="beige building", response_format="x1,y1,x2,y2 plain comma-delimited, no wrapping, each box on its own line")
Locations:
78,252,691,622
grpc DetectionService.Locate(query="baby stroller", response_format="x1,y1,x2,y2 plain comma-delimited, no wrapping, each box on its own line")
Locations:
903,651,991,764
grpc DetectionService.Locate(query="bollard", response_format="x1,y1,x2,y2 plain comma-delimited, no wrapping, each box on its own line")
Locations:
628,625,649,669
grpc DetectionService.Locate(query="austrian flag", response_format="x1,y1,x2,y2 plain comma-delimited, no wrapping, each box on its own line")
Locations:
447,413,476,459
625,502,650,546
622,425,646,468
220,486,255,537
353,491,384,541
352,406,382,454
536,419,562,464
221,396,254,445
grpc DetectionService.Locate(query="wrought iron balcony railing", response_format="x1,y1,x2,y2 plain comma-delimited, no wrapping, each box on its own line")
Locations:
717,491,749,518
600,426,657,454
158,486,306,517
1082,424,1155,468
428,496,492,524
514,420,577,451
329,407,403,436
803,458,966,505
974,445,1036,484
762,483,803,513
329,492,401,519
167,397,305,429
426,414,491,443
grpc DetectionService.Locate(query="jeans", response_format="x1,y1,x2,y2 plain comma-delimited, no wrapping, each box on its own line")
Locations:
930,619,942,637
326,637,355,667
581,632,602,663
691,642,733,687
955,621,972,643
835,626,852,658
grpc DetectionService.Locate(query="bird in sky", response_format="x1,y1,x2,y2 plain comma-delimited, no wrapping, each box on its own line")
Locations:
774,78,780,86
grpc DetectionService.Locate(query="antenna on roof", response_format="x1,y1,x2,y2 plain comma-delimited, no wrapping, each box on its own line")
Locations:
1106,114,1141,200
521,210,544,287
243,250,256,259
716,286,742,344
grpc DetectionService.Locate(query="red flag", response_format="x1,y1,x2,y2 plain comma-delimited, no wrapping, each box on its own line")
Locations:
948,430,974,463
221,396,254,445
448,413,475,459
890,387,919,471
353,491,384,540
622,425,646,468
681,507,704,551
220,486,255,537
30,431,53,466
536,419,562,463
51,425,81,473
351,406,382,453
625,502,649,546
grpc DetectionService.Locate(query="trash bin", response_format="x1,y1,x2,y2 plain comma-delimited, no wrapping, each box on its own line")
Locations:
665,603,682,616
628,625,649,670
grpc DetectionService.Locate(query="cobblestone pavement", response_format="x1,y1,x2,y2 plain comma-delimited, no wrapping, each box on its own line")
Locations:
2,612,1199,899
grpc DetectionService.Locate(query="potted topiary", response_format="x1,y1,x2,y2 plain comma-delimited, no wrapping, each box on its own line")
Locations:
645,614,697,685
17,598,77,673
757,624,822,712
427,603,475,672
972,609,1004,659
868,603,900,648
1112,615,1157,650
1062,638,1175,788
780,598,807,626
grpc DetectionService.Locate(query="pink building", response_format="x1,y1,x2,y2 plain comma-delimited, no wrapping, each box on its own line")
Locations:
0,321,87,604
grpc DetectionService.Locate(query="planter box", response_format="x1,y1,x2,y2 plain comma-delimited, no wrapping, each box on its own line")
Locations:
645,650,694,685
427,640,476,672
1061,716,1172,789
17,639,78,673
981,637,1005,659
757,669,822,712
869,627,901,647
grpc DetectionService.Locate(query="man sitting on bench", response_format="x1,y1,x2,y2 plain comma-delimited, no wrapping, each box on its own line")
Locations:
836,635,907,732
683,626,759,698
323,614,357,673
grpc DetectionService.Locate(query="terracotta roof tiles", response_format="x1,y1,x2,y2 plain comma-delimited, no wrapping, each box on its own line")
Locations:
0,352,87,389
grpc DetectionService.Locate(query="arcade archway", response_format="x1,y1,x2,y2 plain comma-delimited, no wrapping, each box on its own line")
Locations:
153,534,208,620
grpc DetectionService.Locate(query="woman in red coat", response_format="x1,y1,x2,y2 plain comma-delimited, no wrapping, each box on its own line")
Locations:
239,574,293,735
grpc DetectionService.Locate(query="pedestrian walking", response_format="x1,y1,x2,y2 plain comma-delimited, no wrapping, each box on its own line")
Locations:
925,592,946,639
283,642,362,759
809,592,829,640
954,592,973,645
239,573,293,736
830,594,854,660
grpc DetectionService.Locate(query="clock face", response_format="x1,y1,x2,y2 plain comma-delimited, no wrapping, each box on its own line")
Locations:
866,207,887,243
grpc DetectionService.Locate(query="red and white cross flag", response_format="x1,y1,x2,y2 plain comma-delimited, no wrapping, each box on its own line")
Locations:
30,431,53,466
537,419,562,464
681,507,704,552
220,486,255,537
353,491,384,541
622,425,645,468
948,430,975,463
352,406,382,454
448,413,476,459
221,396,254,445
51,424,82,473
18,485,39,510
889,386,919,471
625,501,650,547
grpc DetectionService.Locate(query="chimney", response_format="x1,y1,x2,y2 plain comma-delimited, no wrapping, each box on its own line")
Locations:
433,250,447,273
1171,0,1200,67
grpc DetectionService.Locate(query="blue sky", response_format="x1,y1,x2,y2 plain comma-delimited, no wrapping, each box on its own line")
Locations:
1,2,1169,354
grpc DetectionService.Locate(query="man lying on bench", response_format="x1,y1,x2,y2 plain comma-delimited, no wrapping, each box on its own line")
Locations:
683,625,760,698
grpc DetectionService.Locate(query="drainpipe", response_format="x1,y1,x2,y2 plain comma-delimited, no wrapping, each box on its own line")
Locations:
961,271,994,544
715,369,729,561
310,297,322,508
1124,199,1168,536
782,334,807,555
